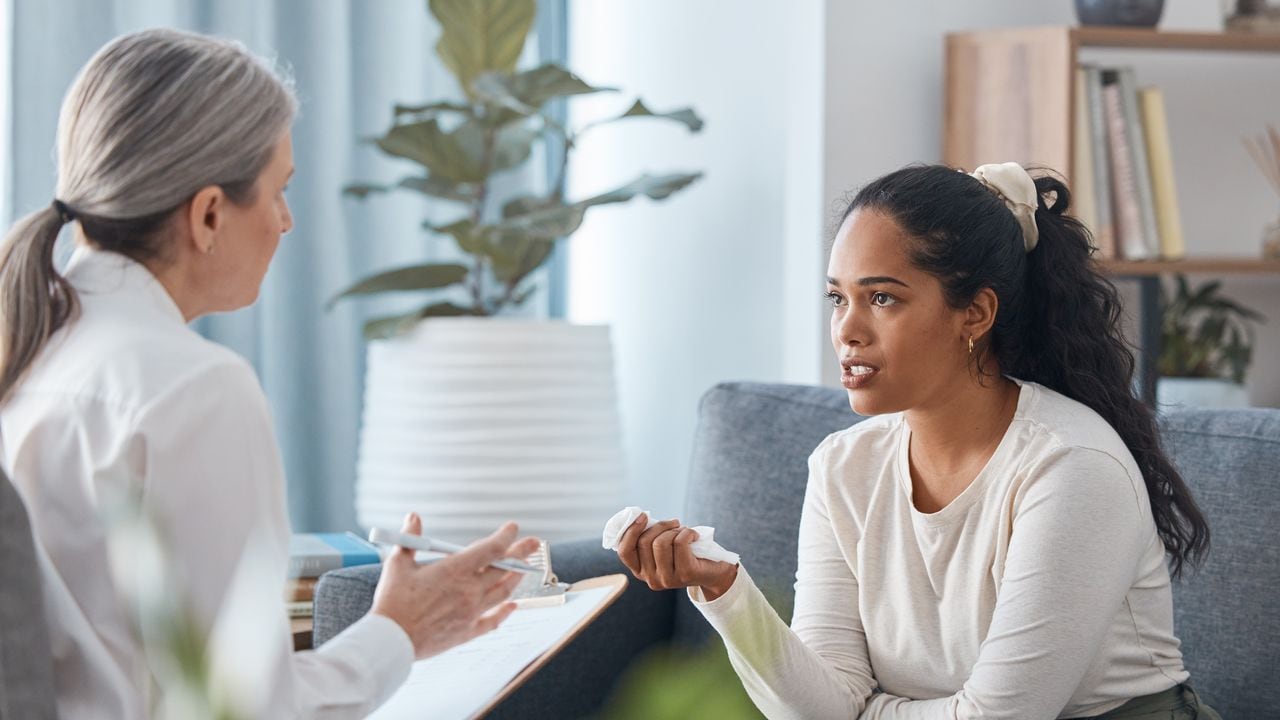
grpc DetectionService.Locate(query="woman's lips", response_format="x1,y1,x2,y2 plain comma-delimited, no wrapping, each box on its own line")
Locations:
841,365,878,389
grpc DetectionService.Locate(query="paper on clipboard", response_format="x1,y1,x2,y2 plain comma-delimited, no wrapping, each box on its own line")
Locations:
368,575,625,720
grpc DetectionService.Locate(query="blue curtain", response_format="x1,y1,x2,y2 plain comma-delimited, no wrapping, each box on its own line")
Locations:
4,0,564,531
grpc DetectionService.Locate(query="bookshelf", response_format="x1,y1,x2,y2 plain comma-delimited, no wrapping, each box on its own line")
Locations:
1101,257,1280,275
944,26,1280,405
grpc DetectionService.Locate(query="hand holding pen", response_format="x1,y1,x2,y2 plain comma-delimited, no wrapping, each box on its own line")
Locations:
368,512,542,660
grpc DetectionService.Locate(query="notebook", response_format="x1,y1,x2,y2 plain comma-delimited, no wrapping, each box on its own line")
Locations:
368,574,627,720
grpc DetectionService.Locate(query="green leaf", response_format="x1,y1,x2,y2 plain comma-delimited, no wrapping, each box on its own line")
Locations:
392,101,473,118
471,73,537,115
502,195,550,218
617,99,705,132
491,122,539,173
363,301,480,339
473,64,615,114
494,205,588,239
1187,280,1222,308
396,176,479,203
1194,316,1226,346
374,117,537,181
429,0,535,97
435,218,488,255
518,239,555,277
443,119,538,176
327,263,470,308
493,172,703,239
584,171,704,204
375,119,485,182
1208,297,1267,323
432,219,527,280
485,235,528,282
343,183,391,199
488,236,555,285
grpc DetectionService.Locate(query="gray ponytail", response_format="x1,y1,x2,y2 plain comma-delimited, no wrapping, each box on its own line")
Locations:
0,28,297,403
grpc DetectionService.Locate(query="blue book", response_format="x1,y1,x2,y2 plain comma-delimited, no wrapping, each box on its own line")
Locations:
288,532,382,578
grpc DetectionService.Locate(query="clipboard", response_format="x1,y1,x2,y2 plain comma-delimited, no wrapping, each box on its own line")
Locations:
472,574,627,718
368,565,628,720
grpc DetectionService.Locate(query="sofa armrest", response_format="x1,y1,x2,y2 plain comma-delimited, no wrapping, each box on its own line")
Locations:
312,562,382,647
311,538,678,718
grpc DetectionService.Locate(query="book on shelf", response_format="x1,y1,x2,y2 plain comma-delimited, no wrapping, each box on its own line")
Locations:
286,599,314,619
1077,64,1186,263
1115,68,1162,260
1101,76,1154,261
289,532,382,579
1072,67,1100,242
284,576,319,602
1083,65,1117,259
1138,86,1186,260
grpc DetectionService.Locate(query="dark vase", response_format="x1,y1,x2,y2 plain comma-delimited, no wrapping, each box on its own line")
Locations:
1075,0,1165,27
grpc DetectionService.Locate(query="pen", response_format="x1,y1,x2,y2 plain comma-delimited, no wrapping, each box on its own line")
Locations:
367,527,543,575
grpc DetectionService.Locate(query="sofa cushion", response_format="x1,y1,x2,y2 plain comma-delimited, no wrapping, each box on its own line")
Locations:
675,382,864,646
1161,407,1280,720
0,471,57,719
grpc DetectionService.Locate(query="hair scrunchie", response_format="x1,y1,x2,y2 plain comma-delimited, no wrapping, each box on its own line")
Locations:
51,199,76,224
969,162,1039,252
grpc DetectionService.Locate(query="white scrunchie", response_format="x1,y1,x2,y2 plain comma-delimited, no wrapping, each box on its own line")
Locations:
969,162,1040,252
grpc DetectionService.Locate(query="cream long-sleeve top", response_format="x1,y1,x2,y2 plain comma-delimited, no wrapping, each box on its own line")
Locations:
691,377,1189,720
1,247,413,719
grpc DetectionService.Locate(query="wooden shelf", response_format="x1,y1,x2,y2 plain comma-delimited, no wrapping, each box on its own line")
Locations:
943,26,1280,182
944,26,1280,405
1101,257,1280,275
1074,26,1280,53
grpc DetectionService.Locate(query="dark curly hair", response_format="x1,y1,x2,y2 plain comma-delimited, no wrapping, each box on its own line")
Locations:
841,164,1209,579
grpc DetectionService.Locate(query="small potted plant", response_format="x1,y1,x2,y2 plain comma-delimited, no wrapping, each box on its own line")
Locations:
1157,273,1266,409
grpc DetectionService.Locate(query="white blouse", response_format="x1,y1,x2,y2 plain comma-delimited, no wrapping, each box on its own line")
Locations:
1,247,412,719
692,378,1188,719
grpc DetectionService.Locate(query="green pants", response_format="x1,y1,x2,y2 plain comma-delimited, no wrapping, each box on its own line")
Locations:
1083,683,1222,719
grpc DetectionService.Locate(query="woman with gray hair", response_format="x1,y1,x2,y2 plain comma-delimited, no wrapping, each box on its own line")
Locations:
0,28,537,718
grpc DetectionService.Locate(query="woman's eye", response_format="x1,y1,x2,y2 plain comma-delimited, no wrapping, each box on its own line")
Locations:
824,291,845,307
871,292,896,307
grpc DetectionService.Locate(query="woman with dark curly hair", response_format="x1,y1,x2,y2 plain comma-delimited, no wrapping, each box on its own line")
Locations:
616,163,1219,718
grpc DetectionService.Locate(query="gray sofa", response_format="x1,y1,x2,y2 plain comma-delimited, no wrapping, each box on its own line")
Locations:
315,382,1280,719
0,471,58,719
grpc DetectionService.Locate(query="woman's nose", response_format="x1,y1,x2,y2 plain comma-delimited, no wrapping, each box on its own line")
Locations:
281,199,294,235
834,306,866,347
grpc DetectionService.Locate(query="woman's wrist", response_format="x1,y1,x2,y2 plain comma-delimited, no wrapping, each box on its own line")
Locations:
698,564,740,601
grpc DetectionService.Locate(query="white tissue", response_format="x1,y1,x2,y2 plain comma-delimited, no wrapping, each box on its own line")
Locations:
601,506,740,565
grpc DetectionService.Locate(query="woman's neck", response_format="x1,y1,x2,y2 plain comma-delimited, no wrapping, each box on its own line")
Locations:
904,374,1021,510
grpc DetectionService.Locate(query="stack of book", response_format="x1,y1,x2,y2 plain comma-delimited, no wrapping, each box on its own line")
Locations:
1073,64,1185,262
285,532,382,622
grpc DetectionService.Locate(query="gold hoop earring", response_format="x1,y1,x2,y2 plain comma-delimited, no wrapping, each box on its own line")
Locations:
968,335,975,355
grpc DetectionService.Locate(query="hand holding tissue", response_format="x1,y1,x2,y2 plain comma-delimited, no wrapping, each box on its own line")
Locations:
602,506,740,565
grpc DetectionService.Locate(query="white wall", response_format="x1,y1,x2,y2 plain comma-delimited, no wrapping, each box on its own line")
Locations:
568,0,824,518
569,0,1280,517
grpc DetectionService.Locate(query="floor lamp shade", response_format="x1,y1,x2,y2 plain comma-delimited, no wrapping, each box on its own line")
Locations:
355,319,626,544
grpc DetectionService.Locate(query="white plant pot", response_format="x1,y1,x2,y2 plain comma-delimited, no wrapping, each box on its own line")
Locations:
355,318,625,544
1155,377,1250,410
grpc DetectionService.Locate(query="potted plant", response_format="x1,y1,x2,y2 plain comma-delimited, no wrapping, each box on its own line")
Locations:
332,0,703,542
1156,274,1266,409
